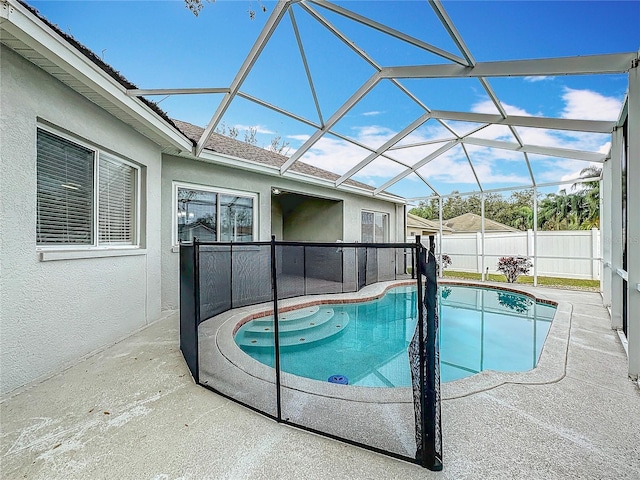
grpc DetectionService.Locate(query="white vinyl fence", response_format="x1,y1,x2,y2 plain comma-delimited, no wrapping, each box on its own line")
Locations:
409,229,600,280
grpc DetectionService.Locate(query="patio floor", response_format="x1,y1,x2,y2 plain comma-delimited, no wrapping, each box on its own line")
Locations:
1,286,638,479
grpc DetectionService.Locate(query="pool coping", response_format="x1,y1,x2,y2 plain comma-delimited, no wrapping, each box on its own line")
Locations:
201,279,567,402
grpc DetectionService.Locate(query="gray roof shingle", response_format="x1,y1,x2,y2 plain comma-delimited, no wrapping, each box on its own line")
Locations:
173,119,376,192
17,2,382,196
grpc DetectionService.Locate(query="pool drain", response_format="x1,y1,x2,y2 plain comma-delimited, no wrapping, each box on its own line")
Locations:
328,375,348,385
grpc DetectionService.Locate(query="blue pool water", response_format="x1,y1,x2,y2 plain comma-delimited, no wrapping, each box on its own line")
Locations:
235,285,556,387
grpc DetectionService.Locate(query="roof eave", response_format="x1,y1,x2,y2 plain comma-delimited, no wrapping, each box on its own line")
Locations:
1,0,193,153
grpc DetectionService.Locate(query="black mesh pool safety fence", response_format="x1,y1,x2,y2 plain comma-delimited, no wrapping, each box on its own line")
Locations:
180,237,442,470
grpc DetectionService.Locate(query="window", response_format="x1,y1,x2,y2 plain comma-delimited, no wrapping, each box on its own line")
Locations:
361,211,388,242
175,183,256,244
36,128,139,248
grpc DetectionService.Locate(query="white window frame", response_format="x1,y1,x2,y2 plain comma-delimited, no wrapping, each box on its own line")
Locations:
361,210,389,243
36,125,141,253
172,181,258,247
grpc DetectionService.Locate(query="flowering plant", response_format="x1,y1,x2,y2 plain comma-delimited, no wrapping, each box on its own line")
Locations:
496,256,532,283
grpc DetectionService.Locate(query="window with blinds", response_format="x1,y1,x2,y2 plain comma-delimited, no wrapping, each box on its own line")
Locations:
99,155,136,245
37,129,95,245
36,128,138,248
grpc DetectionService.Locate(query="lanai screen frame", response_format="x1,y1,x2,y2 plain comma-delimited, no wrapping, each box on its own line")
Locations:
126,0,639,380
127,0,634,198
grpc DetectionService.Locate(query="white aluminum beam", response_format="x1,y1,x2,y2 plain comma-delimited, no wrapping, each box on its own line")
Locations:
533,187,538,286
299,2,380,71
196,0,293,156
626,58,640,379
373,140,460,194
610,128,624,330
478,77,507,117
428,110,615,133
300,1,456,141
462,137,607,162
325,133,415,170
289,8,324,126
461,143,482,191
308,0,468,65
481,194,486,280
415,171,440,197
335,112,432,186
523,152,536,187
302,1,489,146
438,197,443,276
196,146,404,203
617,95,629,128
601,156,612,307
389,136,458,150
236,91,321,129
381,53,637,79
280,73,381,173
320,127,414,170
407,176,599,201
429,0,475,66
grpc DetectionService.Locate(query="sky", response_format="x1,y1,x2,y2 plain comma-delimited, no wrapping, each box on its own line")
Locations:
29,0,640,201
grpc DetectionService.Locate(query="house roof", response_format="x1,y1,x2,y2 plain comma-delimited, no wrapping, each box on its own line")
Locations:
1,0,402,203
173,120,376,192
14,1,179,131
443,213,519,233
1,0,193,154
406,212,453,233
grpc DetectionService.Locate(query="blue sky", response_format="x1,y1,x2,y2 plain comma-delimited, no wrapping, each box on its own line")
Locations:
30,0,640,200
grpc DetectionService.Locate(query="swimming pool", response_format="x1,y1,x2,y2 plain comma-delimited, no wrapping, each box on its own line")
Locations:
234,284,556,386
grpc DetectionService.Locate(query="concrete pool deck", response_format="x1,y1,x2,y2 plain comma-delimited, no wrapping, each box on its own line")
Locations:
1,285,639,479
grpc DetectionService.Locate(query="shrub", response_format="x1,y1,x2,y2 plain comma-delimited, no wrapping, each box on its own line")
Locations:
436,254,452,276
496,256,532,283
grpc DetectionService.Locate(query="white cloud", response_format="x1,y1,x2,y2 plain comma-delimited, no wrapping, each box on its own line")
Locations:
295,136,381,176
471,99,533,117
362,111,383,116
560,87,623,121
352,125,396,146
233,124,275,135
284,88,616,194
287,134,311,142
524,76,554,83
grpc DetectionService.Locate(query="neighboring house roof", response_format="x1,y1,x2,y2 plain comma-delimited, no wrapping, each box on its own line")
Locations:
406,212,453,234
443,213,519,233
173,120,375,192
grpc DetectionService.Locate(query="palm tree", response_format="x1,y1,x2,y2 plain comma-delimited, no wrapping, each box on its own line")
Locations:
512,206,533,230
573,166,601,229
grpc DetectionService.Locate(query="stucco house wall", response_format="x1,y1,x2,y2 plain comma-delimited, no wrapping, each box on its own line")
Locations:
280,196,344,241
0,1,406,394
160,154,404,311
0,45,163,395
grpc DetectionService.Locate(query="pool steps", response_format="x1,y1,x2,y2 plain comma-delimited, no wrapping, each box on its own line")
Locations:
236,306,350,348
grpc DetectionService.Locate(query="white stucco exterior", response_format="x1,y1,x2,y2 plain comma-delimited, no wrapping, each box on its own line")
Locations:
160,154,404,311
0,45,164,394
0,39,405,394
